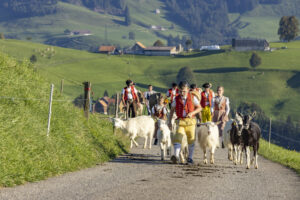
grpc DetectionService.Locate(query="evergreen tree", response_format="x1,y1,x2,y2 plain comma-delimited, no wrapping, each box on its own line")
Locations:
153,40,164,47
249,52,262,70
185,39,192,49
125,6,131,26
278,16,299,42
176,66,195,84
30,55,37,63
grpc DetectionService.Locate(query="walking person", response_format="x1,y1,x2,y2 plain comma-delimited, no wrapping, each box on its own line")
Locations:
168,81,202,164
190,84,202,124
144,85,156,115
121,80,139,118
166,83,179,109
200,83,215,123
152,96,168,145
212,86,230,148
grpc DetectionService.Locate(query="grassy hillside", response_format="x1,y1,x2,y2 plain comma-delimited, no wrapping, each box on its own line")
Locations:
0,51,129,187
230,0,300,42
0,1,187,49
0,39,299,121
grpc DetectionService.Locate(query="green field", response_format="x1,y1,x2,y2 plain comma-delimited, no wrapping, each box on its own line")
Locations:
0,50,129,187
0,39,299,121
0,1,188,48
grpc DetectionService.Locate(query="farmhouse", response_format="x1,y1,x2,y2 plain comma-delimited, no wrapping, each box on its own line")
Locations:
125,42,146,55
144,46,178,56
99,46,117,54
95,96,115,115
232,38,270,51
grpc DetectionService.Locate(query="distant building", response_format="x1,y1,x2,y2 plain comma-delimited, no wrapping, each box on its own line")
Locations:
99,46,117,54
155,9,161,14
232,39,270,51
95,97,115,115
125,42,146,55
70,30,92,36
150,25,166,31
144,46,178,56
200,45,221,51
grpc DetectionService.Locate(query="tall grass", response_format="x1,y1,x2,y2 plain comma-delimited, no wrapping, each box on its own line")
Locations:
259,139,300,174
0,52,129,187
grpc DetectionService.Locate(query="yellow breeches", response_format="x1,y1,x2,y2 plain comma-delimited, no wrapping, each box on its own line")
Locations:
173,118,196,145
201,106,212,123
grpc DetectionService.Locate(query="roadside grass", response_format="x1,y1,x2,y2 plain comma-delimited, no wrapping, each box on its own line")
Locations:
0,52,129,187
259,139,300,174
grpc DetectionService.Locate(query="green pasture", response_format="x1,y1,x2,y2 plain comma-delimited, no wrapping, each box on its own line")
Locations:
0,39,299,121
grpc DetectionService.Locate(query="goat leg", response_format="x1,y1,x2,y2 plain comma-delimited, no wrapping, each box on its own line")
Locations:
246,146,251,169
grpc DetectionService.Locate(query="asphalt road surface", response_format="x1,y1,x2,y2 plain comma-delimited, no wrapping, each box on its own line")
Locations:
0,139,299,200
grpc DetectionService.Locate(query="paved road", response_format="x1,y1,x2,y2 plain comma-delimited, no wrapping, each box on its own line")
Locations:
0,139,299,200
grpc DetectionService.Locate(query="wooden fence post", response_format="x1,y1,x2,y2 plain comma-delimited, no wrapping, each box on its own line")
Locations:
83,82,91,120
47,84,54,137
113,93,119,136
60,79,64,95
269,117,272,148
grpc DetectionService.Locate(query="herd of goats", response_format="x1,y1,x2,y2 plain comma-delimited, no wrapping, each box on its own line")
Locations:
111,110,261,170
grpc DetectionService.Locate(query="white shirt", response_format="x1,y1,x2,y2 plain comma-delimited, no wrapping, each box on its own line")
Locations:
171,95,200,117
144,90,156,100
122,86,138,100
214,96,230,116
166,89,177,102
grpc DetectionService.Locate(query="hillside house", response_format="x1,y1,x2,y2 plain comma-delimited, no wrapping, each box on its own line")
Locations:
70,30,92,36
125,42,146,55
232,39,270,51
99,46,117,54
144,46,178,56
95,97,115,114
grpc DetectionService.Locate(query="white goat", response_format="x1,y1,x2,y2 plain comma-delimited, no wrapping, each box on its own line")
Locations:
157,120,172,160
113,116,155,149
223,119,234,161
197,122,219,164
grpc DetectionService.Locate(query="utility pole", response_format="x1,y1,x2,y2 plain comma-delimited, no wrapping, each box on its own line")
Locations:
83,82,91,120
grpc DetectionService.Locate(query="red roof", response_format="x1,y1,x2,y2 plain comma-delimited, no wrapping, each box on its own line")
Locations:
99,46,116,52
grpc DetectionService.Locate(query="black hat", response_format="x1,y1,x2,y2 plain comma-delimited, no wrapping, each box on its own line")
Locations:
202,83,212,88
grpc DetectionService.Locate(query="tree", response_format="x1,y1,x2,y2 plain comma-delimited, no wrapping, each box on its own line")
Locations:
103,90,109,97
64,29,71,35
153,40,164,47
185,39,192,49
249,52,261,70
124,6,131,26
176,66,195,84
0,33,5,40
128,32,135,40
278,16,299,42
30,55,37,63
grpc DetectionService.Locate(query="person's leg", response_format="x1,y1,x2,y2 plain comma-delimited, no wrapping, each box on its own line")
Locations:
185,118,196,163
171,125,185,163
201,106,209,123
132,100,137,118
154,121,158,145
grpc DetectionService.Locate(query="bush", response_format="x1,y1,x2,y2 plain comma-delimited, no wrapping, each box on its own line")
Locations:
249,52,261,70
176,66,195,84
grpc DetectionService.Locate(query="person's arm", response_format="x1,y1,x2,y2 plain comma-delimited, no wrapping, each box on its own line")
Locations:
168,101,176,129
121,89,126,105
225,97,230,116
187,97,202,118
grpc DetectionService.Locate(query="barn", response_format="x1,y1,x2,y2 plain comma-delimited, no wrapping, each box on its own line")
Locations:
99,46,117,54
125,42,146,55
144,46,178,56
232,39,270,51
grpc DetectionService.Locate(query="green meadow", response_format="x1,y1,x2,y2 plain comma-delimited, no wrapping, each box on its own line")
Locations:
0,39,299,121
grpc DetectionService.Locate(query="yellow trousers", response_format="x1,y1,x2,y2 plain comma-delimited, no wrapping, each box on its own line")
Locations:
173,118,196,145
201,106,212,123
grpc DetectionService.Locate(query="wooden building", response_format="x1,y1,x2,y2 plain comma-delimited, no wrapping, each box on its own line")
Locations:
232,39,270,51
144,46,178,56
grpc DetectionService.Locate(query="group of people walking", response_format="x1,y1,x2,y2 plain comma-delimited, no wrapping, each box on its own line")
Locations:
121,80,230,164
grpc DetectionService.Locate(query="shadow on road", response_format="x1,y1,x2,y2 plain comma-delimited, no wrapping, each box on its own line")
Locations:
110,153,171,165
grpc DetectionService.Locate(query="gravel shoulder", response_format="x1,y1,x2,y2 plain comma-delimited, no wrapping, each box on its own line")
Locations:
0,139,299,200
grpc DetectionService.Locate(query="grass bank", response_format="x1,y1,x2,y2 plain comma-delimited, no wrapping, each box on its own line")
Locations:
0,52,129,187
259,139,300,174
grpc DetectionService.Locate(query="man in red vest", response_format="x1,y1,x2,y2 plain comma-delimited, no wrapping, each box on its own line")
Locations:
166,83,179,108
201,83,215,123
122,80,139,118
168,81,202,164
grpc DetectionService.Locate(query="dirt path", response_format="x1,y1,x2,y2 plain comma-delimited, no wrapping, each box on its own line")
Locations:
0,140,299,200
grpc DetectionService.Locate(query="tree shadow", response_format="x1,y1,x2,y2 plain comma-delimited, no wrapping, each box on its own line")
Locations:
112,19,126,26
110,153,172,165
174,50,226,58
287,72,300,89
194,67,249,74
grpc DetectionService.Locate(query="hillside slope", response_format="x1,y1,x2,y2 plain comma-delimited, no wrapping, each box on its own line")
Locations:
0,50,129,186
0,39,299,122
